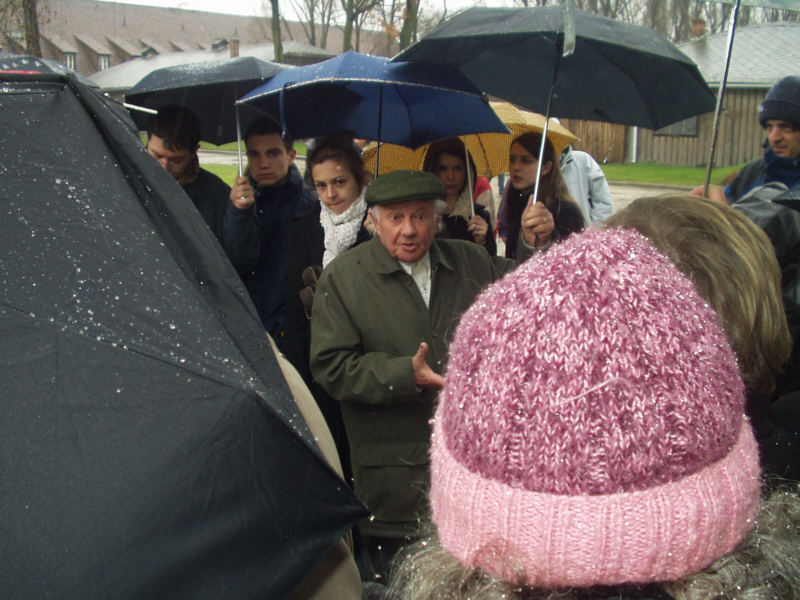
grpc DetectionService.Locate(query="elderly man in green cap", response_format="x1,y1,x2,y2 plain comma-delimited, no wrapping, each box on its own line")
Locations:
310,170,506,582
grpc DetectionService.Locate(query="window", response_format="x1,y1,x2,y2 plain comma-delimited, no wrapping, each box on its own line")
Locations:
63,52,76,70
655,116,698,137
98,54,110,70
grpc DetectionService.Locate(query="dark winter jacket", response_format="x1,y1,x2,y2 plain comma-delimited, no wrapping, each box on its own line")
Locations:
283,201,371,479
725,145,800,202
238,165,313,339
182,167,258,276
504,186,585,259
437,203,497,256
283,201,371,385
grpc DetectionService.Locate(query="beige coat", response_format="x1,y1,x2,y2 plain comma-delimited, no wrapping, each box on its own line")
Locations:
269,337,362,600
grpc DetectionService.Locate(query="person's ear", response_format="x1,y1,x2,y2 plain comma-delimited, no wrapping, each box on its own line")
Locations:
541,160,553,176
369,207,381,234
288,148,297,163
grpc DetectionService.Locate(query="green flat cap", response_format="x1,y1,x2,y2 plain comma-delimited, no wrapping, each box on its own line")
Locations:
365,170,444,206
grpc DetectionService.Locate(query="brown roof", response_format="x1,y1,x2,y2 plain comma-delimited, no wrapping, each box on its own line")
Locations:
73,33,112,55
43,32,79,52
7,0,387,77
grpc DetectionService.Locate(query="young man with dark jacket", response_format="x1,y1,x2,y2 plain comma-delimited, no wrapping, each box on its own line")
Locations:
229,117,313,340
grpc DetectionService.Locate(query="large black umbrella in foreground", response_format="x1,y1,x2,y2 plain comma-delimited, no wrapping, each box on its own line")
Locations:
0,69,366,598
394,6,716,131
126,56,288,144
0,51,97,86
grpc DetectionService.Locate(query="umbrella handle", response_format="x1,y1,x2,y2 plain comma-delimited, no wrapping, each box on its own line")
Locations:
236,104,243,178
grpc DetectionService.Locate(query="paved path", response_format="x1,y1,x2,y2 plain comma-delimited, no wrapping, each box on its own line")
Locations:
198,148,691,214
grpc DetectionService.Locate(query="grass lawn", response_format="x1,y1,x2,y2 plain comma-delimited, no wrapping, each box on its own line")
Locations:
206,164,241,186
201,141,309,186
202,141,745,189
200,141,308,154
601,162,745,187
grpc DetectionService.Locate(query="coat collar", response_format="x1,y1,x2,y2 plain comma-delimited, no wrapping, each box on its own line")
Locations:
369,236,455,275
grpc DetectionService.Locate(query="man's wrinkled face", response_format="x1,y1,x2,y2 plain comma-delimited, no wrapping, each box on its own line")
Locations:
765,119,800,158
246,133,295,186
371,199,438,263
147,134,196,180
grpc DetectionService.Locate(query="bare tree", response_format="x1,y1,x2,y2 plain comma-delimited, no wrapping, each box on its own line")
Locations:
340,0,355,50
340,0,380,51
398,0,418,49
1,0,42,55
0,0,22,33
289,0,336,47
374,0,402,55
270,0,283,62
22,0,41,55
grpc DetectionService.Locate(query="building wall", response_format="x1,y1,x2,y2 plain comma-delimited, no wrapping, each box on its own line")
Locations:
634,87,767,167
558,88,768,167
559,119,627,164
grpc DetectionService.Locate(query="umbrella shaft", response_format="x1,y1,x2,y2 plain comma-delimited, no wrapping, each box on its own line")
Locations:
703,0,741,195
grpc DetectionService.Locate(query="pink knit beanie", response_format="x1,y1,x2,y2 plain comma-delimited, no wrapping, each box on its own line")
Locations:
431,227,761,588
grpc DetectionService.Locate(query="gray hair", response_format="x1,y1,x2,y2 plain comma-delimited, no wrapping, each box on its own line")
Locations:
387,488,800,600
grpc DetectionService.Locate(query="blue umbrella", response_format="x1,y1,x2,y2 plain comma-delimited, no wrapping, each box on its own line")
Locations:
236,51,509,152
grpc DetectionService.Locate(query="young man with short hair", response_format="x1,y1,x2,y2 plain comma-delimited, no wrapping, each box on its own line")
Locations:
146,105,257,275
229,117,313,339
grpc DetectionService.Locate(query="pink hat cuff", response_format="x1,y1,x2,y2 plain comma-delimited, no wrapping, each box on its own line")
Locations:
430,415,761,588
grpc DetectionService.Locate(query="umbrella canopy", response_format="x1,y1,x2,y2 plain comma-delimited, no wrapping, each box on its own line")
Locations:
125,56,288,144
237,50,509,148
0,70,366,599
394,6,716,130
362,101,578,177
0,52,97,86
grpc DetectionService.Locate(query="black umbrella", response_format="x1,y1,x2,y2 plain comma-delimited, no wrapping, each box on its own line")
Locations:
0,51,97,86
0,69,366,599
126,55,288,145
394,6,716,131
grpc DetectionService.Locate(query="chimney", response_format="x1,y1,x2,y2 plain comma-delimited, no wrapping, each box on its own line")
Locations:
230,38,239,58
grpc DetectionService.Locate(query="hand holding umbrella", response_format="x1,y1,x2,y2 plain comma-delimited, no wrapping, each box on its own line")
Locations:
520,199,555,248
230,177,256,209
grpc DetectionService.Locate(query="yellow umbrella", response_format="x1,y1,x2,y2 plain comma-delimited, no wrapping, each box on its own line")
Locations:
363,101,578,177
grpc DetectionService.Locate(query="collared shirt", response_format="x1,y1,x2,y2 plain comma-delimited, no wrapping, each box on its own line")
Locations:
399,252,432,306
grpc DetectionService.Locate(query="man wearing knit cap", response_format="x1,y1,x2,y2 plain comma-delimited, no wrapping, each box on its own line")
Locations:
693,76,800,403
694,75,800,203
309,170,505,581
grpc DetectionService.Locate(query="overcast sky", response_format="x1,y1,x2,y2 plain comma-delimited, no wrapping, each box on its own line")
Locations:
97,0,517,21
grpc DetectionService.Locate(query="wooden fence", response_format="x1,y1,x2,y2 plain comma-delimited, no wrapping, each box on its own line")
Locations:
559,87,768,167
559,118,627,164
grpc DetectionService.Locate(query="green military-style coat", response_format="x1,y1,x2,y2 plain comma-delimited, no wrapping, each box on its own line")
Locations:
310,235,503,538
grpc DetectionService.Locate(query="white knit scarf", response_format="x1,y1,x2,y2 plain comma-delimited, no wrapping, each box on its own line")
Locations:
320,193,367,268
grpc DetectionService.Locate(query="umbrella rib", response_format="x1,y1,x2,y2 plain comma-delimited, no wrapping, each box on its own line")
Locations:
238,77,486,104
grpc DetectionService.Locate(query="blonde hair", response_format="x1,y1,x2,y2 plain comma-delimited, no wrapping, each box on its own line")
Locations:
606,194,791,396
387,489,800,600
